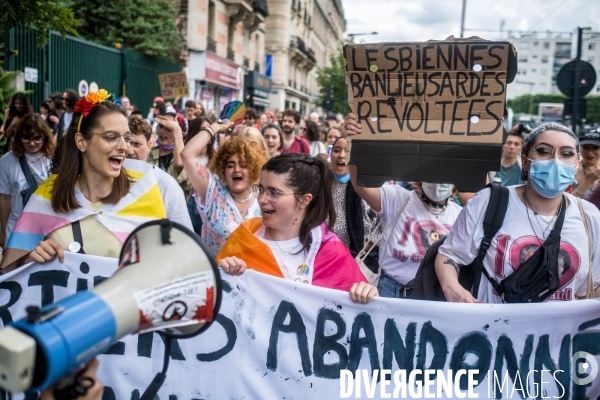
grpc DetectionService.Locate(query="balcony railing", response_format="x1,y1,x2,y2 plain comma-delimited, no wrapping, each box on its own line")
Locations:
207,38,217,52
254,62,261,72
243,57,250,68
227,47,235,61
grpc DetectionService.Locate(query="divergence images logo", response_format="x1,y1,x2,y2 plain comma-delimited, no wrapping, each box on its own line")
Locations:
572,351,598,385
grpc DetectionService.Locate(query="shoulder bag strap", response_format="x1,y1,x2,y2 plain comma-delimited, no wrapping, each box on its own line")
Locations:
577,198,595,299
18,156,39,194
473,184,509,298
70,220,86,254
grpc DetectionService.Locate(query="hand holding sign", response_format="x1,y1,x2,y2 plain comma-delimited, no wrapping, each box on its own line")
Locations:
342,113,362,136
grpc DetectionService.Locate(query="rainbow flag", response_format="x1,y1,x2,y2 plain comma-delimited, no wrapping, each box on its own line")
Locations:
0,159,166,271
217,218,367,292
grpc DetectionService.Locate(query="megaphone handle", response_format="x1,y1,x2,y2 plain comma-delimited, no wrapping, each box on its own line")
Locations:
140,334,172,400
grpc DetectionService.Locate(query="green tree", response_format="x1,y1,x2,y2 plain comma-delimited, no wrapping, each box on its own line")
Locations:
507,93,600,125
0,0,80,46
67,0,180,61
315,47,350,115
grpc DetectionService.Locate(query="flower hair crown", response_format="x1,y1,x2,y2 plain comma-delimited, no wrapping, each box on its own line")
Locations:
74,89,124,132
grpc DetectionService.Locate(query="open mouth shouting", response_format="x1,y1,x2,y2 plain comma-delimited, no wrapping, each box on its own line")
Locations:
108,155,125,170
231,173,244,184
261,207,275,216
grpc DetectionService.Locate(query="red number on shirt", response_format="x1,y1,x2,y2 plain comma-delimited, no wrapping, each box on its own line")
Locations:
494,234,510,279
397,217,414,247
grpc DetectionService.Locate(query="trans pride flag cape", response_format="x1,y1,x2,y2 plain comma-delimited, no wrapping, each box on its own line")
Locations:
217,217,367,291
0,159,166,272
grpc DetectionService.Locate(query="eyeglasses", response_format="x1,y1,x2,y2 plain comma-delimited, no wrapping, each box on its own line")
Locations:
21,136,44,144
89,131,134,147
300,127,306,130
257,186,301,203
529,144,579,163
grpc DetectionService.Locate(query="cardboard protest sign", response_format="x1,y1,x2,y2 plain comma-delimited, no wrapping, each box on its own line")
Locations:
158,72,189,99
345,38,517,191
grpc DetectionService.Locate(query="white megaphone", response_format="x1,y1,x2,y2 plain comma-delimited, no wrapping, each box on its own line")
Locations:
0,219,221,399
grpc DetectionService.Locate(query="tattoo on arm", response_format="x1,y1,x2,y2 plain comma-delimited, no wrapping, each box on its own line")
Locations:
443,258,460,276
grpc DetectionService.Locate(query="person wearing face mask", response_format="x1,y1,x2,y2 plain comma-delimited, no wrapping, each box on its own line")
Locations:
436,122,600,303
126,116,193,231
0,114,55,247
329,137,381,260
181,121,267,256
216,153,379,303
342,113,463,298
146,108,192,199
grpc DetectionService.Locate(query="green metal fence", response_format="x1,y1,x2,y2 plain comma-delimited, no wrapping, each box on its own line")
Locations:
7,27,182,112
123,49,182,114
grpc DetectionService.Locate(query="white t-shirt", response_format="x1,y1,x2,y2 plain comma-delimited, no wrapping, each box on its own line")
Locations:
378,185,462,284
439,186,600,303
0,152,51,244
62,112,73,132
309,141,326,157
256,228,308,281
154,166,193,231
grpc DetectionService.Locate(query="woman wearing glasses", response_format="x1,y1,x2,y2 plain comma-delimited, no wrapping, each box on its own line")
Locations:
436,122,600,303
181,121,267,256
0,91,172,271
0,114,54,247
216,153,378,303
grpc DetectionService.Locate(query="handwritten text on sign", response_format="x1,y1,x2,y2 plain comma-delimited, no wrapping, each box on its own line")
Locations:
344,42,515,144
158,72,189,99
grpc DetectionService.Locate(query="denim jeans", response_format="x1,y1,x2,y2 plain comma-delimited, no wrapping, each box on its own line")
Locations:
187,196,203,236
378,272,404,298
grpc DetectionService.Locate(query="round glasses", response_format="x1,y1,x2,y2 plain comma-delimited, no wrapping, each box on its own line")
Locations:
529,144,579,163
21,136,44,144
89,132,134,147
256,186,301,203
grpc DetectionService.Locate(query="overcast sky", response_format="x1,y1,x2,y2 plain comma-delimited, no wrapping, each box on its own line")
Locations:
341,0,600,43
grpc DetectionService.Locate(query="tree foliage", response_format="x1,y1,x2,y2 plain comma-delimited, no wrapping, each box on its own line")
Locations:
315,47,350,115
0,0,80,46
507,93,600,125
66,0,180,61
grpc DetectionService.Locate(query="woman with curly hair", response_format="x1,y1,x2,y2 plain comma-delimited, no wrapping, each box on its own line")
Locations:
181,120,267,255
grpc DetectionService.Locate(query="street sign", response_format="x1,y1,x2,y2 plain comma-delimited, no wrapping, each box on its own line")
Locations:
556,60,597,97
265,54,273,77
24,67,38,83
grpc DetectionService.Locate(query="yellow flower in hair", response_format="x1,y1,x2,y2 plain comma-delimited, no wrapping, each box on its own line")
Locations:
97,89,109,102
85,92,101,104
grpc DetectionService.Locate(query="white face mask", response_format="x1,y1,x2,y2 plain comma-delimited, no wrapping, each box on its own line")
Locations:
421,183,454,202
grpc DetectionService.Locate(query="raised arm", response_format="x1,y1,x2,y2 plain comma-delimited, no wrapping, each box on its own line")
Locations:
343,113,382,212
180,120,232,202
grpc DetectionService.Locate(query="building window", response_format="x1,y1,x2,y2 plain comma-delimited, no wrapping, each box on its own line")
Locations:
543,42,550,49
590,43,596,51
541,69,547,76
532,55,538,61
521,42,530,49
531,68,537,75
534,41,539,47
519,57,528,63
541,56,548,63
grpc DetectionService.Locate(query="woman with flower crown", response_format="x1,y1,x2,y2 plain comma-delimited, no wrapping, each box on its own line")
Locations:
0,89,190,271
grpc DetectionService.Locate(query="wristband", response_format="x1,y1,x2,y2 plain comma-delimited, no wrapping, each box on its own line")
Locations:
201,128,215,138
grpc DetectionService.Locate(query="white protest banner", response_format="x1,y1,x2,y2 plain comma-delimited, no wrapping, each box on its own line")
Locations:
1,253,600,399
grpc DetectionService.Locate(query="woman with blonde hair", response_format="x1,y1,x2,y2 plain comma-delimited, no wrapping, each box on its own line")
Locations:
237,126,269,157
0,114,55,246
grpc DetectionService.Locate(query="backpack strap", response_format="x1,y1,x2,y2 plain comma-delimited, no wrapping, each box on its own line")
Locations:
71,220,86,254
470,184,509,298
18,155,39,206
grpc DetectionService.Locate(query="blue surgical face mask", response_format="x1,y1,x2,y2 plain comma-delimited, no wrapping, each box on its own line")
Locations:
333,171,350,184
528,158,577,198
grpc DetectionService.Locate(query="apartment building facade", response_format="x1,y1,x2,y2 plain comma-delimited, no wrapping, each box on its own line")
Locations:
507,29,600,100
182,0,271,113
265,0,346,114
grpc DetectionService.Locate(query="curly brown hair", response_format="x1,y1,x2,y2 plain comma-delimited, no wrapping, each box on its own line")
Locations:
208,136,266,183
128,116,152,141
